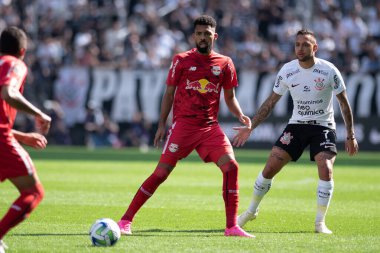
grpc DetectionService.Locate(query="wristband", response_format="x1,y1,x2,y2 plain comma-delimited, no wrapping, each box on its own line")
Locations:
346,136,355,140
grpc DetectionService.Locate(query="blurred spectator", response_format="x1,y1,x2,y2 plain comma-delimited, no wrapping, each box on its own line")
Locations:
43,100,71,145
84,101,122,149
122,112,150,152
0,0,379,146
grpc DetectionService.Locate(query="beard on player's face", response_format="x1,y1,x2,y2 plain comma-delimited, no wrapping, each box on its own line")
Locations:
297,54,313,62
196,41,212,54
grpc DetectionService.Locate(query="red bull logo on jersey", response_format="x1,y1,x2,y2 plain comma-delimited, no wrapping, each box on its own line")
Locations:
186,79,219,94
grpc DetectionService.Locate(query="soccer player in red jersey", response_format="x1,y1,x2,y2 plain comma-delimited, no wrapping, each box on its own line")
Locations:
118,15,254,237
0,27,51,252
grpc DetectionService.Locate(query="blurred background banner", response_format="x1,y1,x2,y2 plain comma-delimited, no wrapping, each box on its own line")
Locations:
53,67,380,150
2,0,379,150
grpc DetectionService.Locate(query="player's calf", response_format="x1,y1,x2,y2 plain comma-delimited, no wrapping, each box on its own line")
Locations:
0,183,44,239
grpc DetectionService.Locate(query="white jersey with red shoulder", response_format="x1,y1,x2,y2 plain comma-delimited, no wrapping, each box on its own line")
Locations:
166,48,237,125
273,58,345,129
0,55,28,132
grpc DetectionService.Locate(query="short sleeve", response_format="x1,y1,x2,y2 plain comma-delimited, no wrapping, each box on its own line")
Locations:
0,59,26,89
222,57,238,89
166,55,182,86
273,66,288,95
330,65,346,95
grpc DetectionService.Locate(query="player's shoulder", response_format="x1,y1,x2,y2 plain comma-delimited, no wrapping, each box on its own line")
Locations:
315,58,339,71
0,55,26,68
278,59,299,74
281,59,298,68
174,48,197,60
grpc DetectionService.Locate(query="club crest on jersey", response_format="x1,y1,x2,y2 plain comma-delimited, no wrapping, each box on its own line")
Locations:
168,143,179,153
185,79,219,94
314,77,325,90
280,132,293,145
211,65,221,76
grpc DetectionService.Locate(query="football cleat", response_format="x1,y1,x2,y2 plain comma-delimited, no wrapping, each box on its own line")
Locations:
315,222,333,234
237,209,259,228
0,240,8,253
118,220,132,235
224,225,255,238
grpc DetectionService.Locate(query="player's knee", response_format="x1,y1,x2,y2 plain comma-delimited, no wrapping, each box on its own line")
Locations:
220,159,239,173
22,183,44,205
34,183,45,202
153,166,172,181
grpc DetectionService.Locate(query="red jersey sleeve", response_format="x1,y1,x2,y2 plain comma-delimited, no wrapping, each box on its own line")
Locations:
0,56,27,90
166,54,182,86
222,57,238,89
0,56,28,131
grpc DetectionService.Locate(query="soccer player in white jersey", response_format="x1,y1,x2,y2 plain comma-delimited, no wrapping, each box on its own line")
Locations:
232,29,359,234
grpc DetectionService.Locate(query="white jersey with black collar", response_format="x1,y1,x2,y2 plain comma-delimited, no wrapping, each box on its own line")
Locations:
273,58,345,129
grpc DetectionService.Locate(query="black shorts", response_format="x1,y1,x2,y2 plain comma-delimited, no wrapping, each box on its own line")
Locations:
274,124,337,161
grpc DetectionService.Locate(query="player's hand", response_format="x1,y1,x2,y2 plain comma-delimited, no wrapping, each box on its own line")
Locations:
345,138,359,156
154,125,166,148
20,132,48,149
232,126,252,147
239,115,252,128
35,113,51,135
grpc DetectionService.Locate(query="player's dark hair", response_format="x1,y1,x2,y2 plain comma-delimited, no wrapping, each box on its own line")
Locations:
296,29,316,40
0,26,27,56
193,15,217,30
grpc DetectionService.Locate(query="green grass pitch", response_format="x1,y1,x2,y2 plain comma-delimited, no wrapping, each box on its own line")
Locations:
0,147,379,252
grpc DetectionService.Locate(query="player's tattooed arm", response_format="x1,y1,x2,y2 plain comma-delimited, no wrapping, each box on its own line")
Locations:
336,91,355,138
252,92,282,130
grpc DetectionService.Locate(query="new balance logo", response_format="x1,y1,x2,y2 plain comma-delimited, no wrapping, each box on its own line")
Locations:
189,66,196,71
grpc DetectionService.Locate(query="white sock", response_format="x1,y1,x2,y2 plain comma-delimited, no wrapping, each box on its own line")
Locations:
248,172,273,213
316,179,334,223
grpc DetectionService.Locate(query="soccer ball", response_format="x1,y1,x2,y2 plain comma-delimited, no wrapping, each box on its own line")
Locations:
89,218,121,247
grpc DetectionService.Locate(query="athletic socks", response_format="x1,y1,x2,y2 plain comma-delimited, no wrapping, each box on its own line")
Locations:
247,172,272,213
0,183,44,240
316,179,334,223
121,167,170,222
220,160,239,228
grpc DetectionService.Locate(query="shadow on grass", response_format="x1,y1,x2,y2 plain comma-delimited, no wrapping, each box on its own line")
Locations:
125,229,315,236
11,233,89,236
10,229,314,237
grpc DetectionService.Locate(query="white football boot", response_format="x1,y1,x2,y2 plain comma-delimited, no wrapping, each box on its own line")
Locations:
0,240,8,253
315,222,333,234
237,209,259,228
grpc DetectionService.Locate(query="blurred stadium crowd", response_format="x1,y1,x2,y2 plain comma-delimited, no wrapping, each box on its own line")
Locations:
1,0,379,148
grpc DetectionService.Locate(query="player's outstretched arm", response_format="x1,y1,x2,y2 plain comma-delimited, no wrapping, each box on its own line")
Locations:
12,130,48,149
232,91,281,147
154,85,176,148
336,91,359,156
223,88,252,147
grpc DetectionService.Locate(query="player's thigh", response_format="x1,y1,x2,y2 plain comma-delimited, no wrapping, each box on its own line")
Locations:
9,174,39,192
196,125,234,164
262,146,292,179
274,124,308,161
309,127,337,161
0,139,37,184
159,121,200,165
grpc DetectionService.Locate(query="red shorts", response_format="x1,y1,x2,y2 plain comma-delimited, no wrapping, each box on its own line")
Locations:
159,121,233,166
0,135,36,182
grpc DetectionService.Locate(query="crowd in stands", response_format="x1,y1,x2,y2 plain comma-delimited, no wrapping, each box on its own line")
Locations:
1,0,379,147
